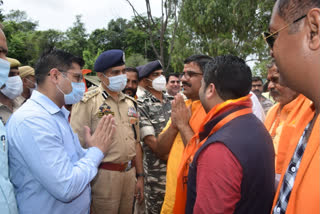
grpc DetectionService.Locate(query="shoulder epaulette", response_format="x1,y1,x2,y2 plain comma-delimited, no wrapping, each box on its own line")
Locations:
81,87,100,103
124,94,137,103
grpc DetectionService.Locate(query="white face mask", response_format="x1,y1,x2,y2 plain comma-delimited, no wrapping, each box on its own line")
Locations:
103,74,127,92
149,75,166,92
1,76,23,99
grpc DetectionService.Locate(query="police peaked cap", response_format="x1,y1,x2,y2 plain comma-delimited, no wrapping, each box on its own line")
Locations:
139,60,163,79
94,49,125,73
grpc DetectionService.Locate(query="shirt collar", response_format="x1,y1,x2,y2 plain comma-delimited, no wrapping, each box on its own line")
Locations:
30,90,67,117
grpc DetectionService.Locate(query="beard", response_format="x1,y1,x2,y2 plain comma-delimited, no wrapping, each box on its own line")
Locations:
122,87,137,97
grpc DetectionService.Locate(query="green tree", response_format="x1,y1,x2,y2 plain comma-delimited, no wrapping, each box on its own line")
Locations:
125,53,148,67
173,0,273,75
61,15,88,57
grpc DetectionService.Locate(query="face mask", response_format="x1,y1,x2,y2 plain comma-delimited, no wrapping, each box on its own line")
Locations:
0,58,10,88
57,75,86,105
149,75,166,92
103,74,127,92
1,76,23,99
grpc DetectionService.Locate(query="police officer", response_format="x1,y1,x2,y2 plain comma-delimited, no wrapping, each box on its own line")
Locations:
70,49,144,214
0,26,18,214
16,65,36,104
0,57,23,124
137,60,173,213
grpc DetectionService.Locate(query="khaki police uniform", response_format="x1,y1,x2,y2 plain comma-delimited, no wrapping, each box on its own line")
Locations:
70,85,140,214
0,98,23,125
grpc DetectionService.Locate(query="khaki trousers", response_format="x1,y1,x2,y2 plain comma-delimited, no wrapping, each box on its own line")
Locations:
91,167,136,214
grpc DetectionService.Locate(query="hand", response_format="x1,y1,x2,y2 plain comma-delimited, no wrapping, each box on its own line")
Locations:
135,176,144,204
84,114,115,155
171,93,191,130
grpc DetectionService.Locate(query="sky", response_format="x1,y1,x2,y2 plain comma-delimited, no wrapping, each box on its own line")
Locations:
2,0,162,32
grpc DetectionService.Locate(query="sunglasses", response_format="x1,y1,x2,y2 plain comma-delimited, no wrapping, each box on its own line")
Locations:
262,14,306,49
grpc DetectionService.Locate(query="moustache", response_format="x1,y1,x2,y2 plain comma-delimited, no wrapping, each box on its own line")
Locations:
182,81,192,88
270,89,280,97
122,88,137,96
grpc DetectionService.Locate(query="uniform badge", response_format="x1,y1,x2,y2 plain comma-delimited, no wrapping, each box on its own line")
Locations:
98,103,114,118
128,106,138,124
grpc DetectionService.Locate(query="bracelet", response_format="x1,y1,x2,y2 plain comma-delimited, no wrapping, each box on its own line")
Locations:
136,173,145,178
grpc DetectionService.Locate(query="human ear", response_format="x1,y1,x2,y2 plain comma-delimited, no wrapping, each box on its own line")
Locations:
307,9,320,50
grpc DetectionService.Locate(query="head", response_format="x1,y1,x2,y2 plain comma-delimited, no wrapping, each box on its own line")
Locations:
268,0,320,107
267,60,299,107
166,73,181,96
251,76,264,97
95,50,127,94
199,55,252,113
35,49,85,107
140,60,166,93
0,57,23,100
123,67,139,97
19,66,36,97
181,54,212,101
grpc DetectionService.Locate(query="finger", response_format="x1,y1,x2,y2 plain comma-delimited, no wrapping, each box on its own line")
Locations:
102,114,113,135
83,126,91,146
95,115,107,134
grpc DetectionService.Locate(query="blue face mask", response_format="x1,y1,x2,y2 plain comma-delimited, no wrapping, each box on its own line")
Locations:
57,74,86,105
103,74,127,92
63,82,85,105
0,58,10,88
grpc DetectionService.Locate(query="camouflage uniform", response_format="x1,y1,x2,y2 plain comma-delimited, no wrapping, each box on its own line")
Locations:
137,90,173,214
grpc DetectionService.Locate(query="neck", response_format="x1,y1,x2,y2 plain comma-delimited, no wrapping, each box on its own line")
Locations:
148,87,163,102
38,85,64,108
103,85,119,101
21,87,31,99
0,92,13,110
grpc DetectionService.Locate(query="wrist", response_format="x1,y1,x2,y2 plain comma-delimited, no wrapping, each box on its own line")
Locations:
136,173,145,179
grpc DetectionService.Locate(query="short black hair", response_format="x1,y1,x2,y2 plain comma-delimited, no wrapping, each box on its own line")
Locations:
276,0,320,24
124,67,139,80
35,49,84,84
203,55,252,101
166,73,180,83
184,54,213,73
252,76,263,83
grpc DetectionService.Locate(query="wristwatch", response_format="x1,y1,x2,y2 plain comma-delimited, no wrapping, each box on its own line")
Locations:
136,173,145,178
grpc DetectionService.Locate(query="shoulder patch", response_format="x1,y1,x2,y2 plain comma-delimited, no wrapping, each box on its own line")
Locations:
81,87,100,103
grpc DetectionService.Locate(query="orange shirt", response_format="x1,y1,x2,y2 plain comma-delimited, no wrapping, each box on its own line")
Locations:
160,100,206,214
271,99,319,214
264,94,308,174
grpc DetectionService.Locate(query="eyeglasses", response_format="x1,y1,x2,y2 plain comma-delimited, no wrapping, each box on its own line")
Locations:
58,70,83,83
182,71,203,79
262,14,306,49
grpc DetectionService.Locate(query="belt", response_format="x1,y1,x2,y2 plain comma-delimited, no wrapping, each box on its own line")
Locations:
99,159,136,172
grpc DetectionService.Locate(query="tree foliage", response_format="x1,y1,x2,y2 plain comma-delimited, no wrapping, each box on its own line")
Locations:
2,2,275,78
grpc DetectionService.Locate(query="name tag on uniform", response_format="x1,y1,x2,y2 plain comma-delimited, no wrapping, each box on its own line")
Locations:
98,103,114,118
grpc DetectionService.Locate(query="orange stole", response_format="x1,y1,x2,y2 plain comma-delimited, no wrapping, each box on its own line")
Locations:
173,95,252,214
271,100,319,214
264,94,309,174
